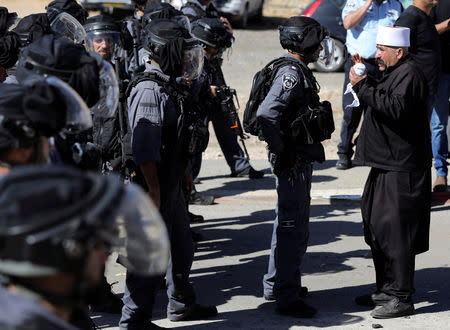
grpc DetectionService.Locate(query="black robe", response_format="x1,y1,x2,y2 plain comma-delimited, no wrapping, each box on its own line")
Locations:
353,57,431,255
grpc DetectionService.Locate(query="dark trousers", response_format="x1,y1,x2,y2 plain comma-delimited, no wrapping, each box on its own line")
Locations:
361,168,431,301
262,162,312,308
338,57,381,157
210,106,250,174
120,184,195,328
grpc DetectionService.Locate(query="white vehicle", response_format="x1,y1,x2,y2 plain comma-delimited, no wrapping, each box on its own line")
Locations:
213,0,264,28
171,0,264,28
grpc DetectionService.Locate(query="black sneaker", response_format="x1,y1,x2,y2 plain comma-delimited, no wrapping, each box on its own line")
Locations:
231,166,264,179
169,304,218,321
189,212,204,223
189,192,214,205
371,297,414,319
276,300,317,318
264,286,308,301
336,155,351,170
355,292,394,307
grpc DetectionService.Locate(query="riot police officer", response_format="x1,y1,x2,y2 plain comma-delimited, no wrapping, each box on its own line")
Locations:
120,19,217,328
16,34,119,171
257,16,332,318
0,78,92,175
182,0,263,181
0,164,169,329
84,14,131,178
85,14,121,62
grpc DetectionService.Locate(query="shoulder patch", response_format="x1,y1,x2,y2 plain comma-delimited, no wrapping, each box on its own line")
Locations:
282,72,298,91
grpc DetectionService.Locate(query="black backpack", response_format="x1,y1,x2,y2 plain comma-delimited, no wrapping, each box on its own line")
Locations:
243,57,302,138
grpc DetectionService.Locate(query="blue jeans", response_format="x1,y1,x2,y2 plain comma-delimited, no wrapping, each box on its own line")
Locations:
429,73,450,177
262,162,312,309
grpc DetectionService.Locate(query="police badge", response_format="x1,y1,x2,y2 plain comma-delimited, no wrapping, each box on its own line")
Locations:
282,73,298,91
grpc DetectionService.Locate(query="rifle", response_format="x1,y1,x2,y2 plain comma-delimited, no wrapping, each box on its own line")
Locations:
114,54,132,183
216,85,250,161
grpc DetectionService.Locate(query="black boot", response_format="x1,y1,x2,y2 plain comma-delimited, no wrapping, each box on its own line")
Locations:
371,297,414,319
169,304,218,321
336,154,351,170
276,300,317,318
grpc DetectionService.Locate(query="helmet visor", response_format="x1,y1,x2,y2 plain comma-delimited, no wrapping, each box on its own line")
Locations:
182,45,204,80
45,76,92,131
50,12,88,45
99,184,170,276
90,61,119,119
86,30,121,53
317,37,335,65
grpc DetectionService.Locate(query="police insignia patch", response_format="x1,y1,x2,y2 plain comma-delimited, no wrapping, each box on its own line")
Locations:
282,73,298,90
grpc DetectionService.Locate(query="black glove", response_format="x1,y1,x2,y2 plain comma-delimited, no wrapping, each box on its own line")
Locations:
269,150,297,177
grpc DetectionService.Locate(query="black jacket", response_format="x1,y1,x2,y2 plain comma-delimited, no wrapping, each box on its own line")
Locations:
353,57,431,171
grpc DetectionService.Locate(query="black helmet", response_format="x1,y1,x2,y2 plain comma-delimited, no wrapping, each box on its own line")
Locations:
279,16,327,55
142,2,191,32
84,14,120,34
0,78,91,150
191,17,234,49
16,34,102,107
11,13,52,47
142,19,203,78
0,164,169,278
84,15,121,53
143,2,178,21
0,32,21,69
0,7,18,36
46,0,89,25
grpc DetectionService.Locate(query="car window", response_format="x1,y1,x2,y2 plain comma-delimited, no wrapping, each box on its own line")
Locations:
332,0,346,7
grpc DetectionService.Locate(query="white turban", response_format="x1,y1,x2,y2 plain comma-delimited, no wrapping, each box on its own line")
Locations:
376,26,410,47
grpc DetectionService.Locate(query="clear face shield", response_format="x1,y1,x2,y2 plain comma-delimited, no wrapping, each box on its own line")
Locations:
99,184,170,276
316,37,335,65
90,61,119,119
45,76,93,131
86,30,121,61
50,12,88,45
182,44,204,80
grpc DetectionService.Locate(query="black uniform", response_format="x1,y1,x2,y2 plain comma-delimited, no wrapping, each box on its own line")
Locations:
396,5,441,96
353,57,431,301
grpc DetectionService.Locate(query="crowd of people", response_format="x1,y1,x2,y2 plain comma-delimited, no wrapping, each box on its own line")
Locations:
0,0,448,329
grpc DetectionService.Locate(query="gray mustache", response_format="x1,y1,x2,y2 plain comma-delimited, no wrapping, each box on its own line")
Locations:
375,58,385,66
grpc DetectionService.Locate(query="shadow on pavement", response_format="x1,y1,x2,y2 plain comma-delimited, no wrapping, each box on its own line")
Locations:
199,170,337,198
91,198,449,328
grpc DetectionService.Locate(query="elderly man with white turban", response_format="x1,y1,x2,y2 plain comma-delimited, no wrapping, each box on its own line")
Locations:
349,26,432,319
